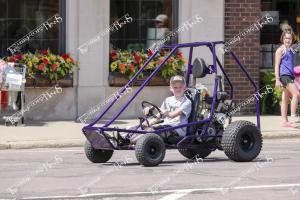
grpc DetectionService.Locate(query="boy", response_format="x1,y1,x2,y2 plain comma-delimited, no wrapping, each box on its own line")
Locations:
124,75,192,144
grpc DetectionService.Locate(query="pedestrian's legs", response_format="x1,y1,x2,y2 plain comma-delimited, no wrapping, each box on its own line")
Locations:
286,82,300,122
281,88,291,123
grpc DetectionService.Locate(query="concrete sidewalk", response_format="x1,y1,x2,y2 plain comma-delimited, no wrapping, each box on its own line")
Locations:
0,116,299,149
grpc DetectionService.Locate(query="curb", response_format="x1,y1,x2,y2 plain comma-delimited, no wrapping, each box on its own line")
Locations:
263,131,300,139
0,139,84,150
0,143,9,150
1,132,300,150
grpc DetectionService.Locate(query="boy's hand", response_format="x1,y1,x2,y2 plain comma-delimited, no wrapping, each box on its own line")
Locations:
143,106,152,115
149,117,159,125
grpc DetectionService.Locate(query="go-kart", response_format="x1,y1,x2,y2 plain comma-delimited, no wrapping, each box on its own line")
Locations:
82,41,263,166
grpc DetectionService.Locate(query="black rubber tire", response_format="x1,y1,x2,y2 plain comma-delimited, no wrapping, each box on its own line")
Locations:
178,147,211,159
84,140,114,163
221,120,262,162
135,133,166,167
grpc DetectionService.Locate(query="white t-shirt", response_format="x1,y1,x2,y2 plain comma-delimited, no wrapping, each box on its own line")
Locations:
159,95,192,137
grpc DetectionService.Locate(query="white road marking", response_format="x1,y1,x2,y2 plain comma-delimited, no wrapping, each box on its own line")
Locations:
22,183,300,199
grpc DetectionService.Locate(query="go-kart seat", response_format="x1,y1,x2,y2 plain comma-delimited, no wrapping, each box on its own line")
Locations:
185,88,201,135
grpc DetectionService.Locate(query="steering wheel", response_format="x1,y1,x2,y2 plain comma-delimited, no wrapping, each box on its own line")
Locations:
141,101,163,119
139,101,164,130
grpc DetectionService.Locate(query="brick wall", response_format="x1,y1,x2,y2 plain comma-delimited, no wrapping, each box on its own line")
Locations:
224,0,261,114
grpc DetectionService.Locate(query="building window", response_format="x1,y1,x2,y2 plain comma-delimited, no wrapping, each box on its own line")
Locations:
0,0,65,56
110,0,178,51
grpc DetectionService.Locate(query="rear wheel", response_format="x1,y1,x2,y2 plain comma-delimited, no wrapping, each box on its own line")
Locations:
135,134,166,167
84,140,114,163
178,147,211,159
221,120,262,162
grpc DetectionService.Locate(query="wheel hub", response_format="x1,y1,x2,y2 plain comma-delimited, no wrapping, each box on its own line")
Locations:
148,145,158,158
240,132,254,151
150,147,156,154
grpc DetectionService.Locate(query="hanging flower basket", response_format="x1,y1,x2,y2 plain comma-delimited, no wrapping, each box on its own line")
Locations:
4,50,78,87
109,49,185,86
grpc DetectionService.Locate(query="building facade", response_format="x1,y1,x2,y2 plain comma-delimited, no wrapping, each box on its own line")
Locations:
0,0,299,121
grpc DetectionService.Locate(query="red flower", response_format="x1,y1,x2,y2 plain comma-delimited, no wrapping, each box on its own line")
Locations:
8,57,17,63
178,54,183,60
148,50,154,56
134,54,141,64
40,50,48,55
38,63,46,71
15,54,22,61
177,51,183,59
43,58,49,65
61,54,69,60
130,64,135,72
51,63,58,71
111,51,117,60
119,63,126,73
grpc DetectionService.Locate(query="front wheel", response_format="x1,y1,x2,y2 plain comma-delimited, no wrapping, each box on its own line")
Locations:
84,140,114,163
221,120,262,162
135,134,166,167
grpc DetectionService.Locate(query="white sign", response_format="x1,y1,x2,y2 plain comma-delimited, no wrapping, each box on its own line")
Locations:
6,73,23,85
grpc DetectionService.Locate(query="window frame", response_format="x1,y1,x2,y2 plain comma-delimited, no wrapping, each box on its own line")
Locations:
0,0,66,56
109,0,179,51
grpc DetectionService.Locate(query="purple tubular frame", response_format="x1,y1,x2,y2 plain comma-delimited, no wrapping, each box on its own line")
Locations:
229,52,260,129
82,41,261,150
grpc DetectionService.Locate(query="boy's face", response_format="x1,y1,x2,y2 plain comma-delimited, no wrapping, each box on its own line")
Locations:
170,82,186,98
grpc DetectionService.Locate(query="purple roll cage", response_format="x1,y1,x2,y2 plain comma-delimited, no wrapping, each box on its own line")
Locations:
82,41,261,150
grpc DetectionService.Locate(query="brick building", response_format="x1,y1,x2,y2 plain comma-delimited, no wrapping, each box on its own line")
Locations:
224,0,261,113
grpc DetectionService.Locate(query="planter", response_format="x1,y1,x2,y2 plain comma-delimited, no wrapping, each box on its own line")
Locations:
25,74,73,88
108,72,170,87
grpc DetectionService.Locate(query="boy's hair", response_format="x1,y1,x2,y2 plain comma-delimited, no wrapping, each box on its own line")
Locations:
170,75,186,86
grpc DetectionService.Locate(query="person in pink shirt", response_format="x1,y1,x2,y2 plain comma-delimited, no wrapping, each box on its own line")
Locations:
0,58,8,111
294,66,300,90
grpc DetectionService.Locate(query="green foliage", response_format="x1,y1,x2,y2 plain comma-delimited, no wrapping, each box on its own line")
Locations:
259,70,282,114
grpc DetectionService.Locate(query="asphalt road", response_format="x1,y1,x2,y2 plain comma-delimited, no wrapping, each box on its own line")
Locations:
1,138,300,200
